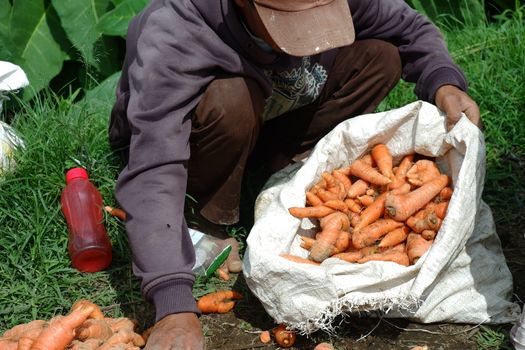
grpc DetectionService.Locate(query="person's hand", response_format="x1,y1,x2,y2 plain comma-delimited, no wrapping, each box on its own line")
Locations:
434,85,483,131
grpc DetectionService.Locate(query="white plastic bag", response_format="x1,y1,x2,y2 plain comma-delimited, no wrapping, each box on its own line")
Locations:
0,61,28,174
243,101,521,333
0,61,29,114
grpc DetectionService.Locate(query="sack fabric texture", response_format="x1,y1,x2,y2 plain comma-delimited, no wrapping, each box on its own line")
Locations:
243,101,521,333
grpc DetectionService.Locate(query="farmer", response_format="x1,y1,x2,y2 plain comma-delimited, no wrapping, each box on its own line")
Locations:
109,0,483,348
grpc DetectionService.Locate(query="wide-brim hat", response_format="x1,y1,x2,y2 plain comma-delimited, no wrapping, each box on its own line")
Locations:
253,0,355,56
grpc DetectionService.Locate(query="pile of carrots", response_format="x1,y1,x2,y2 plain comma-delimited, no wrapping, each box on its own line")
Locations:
0,300,146,350
284,143,452,266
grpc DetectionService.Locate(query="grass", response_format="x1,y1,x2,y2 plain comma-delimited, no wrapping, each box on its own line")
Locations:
0,8,524,348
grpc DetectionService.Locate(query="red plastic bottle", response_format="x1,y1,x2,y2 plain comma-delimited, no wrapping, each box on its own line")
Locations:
60,167,112,272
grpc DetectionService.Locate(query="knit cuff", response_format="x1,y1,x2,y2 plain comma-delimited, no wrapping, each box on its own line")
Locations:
416,66,468,103
148,279,201,321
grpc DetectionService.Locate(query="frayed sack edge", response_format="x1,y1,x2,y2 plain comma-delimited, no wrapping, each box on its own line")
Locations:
289,294,422,335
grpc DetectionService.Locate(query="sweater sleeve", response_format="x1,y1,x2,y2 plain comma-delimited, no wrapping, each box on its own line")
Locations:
349,0,468,102
115,3,218,319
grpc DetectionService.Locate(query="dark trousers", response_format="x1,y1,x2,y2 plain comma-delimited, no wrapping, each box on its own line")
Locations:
187,39,402,225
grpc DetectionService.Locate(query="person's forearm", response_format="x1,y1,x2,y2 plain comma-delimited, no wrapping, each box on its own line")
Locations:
350,0,467,101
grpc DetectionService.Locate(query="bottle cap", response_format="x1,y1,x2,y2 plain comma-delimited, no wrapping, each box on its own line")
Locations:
65,167,89,183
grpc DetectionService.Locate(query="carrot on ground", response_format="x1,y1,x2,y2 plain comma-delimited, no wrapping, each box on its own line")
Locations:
352,219,404,248
385,174,449,222
259,330,271,344
288,205,335,219
273,324,296,348
75,318,113,341
349,159,391,186
96,328,145,350
104,206,127,221
30,300,96,350
197,290,243,314
371,144,394,179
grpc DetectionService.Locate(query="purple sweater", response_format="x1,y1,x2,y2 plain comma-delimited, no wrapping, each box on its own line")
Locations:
109,0,467,320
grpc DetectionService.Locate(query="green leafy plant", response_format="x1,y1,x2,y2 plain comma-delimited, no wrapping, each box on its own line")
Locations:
0,0,148,100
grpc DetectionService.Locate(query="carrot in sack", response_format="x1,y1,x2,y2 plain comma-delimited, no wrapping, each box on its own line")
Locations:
323,199,349,212
309,229,342,262
378,226,410,248
421,229,437,240
332,169,352,192
406,234,433,264
388,153,414,190
385,174,449,222
288,205,334,218
406,159,442,187
305,191,323,206
371,144,394,179
333,250,364,263
349,159,391,186
352,218,404,248
346,179,369,198
299,236,315,250
280,253,320,265
357,249,410,266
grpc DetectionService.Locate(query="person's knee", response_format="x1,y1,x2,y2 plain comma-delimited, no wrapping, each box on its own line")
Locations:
194,77,264,146
362,39,402,84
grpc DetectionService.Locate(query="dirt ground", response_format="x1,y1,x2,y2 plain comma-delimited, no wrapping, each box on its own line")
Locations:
198,211,525,350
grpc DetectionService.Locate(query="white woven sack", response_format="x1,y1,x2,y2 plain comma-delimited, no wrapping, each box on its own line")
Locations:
243,101,521,333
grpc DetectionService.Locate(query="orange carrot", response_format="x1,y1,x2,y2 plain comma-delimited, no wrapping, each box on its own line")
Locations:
421,229,437,240
96,328,145,350
346,179,369,198
30,301,96,350
349,159,391,185
371,144,394,179
357,194,375,206
352,219,404,248
299,236,315,250
319,212,350,231
216,267,230,281
197,290,243,314
75,319,113,341
426,201,449,219
259,330,271,344
436,186,453,202
68,338,102,350
0,340,18,350
334,230,351,253
70,299,105,320
280,253,320,266
104,206,127,221
288,205,335,219
2,320,47,340
332,169,352,192
323,199,348,212
105,317,138,333
314,343,336,350
272,324,296,348
406,213,441,233
378,226,410,248
357,250,410,266
333,250,364,263
305,191,323,206
406,234,433,264
353,183,410,232
385,174,449,222
316,188,340,202
310,178,327,194
388,154,414,189
344,198,362,213
361,154,375,166
406,160,441,186
310,229,341,262
16,326,45,350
